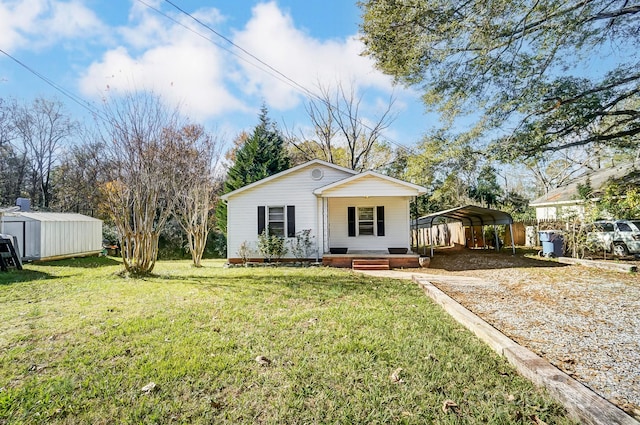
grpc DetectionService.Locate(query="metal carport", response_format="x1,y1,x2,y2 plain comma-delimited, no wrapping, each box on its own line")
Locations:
413,205,515,257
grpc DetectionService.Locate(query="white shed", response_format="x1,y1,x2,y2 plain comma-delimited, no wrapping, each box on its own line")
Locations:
0,212,102,261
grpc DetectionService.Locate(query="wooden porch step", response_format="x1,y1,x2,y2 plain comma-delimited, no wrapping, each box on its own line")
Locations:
352,259,390,271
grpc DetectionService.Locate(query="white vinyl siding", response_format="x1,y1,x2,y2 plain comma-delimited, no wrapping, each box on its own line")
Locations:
328,197,410,251
226,163,354,259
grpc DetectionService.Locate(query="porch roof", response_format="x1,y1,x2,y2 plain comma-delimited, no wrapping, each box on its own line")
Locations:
313,171,427,197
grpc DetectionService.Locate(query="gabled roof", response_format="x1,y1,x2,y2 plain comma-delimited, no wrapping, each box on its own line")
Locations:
415,205,513,228
220,159,357,201
313,170,427,197
530,161,640,206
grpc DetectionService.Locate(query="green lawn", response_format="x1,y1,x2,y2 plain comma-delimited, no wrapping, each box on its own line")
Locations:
0,258,575,424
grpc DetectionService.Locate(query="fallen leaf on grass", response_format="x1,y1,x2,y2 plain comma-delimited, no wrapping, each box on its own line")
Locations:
255,355,271,366
28,364,47,373
390,367,404,383
442,399,459,414
141,382,157,393
210,399,224,409
302,318,319,327
531,415,547,425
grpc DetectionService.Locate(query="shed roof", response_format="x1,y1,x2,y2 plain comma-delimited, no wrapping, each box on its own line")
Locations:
415,205,513,228
1,212,102,222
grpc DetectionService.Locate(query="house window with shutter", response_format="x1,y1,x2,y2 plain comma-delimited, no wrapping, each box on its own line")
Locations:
358,207,375,235
348,206,385,237
258,205,295,237
268,206,285,237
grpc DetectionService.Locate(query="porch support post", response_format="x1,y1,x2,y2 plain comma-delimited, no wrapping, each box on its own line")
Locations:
322,197,329,254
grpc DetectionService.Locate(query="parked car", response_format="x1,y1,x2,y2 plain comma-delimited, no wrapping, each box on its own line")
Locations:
585,220,640,256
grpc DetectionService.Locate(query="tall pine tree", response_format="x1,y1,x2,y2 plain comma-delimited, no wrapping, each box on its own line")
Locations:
216,105,290,236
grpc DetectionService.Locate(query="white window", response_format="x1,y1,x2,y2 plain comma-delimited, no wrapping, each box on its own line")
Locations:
348,206,384,238
358,207,375,236
268,206,285,237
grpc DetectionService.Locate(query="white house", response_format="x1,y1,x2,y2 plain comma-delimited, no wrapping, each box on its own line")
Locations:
221,159,427,265
530,161,640,221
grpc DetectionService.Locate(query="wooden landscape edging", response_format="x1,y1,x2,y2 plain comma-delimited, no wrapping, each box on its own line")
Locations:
556,256,638,273
413,276,640,425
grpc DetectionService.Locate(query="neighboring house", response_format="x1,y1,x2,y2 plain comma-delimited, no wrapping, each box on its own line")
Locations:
221,159,427,263
530,161,640,221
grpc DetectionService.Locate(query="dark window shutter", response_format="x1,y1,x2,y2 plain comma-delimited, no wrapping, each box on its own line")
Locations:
287,205,296,237
257,206,266,235
348,207,356,237
376,206,385,236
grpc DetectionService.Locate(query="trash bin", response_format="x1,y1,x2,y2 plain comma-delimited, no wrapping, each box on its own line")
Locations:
538,231,563,257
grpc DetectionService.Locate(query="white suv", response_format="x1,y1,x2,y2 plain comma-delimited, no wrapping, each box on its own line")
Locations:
585,220,640,256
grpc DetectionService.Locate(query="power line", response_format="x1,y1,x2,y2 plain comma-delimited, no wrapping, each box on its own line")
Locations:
0,48,106,122
155,0,418,157
161,0,320,101
135,0,310,98
3,2,419,165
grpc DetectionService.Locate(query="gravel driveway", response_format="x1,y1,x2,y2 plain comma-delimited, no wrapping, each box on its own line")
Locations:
373,250,640,420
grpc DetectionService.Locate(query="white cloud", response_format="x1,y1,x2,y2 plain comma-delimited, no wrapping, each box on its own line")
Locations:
231,2,395,110
78,1,405,126
0,0,48,51
45,1,106,39
78,7,244,121
0,0,106,52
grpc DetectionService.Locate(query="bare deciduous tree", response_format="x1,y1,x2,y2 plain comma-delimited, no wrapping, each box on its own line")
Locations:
294,82,396,171
0,99,25,205
12,98,76,208
98,91,184,275
171,124,222,267
52,130,106,216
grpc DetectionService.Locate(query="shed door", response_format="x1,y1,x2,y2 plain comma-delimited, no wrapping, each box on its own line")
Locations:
2,222,26,258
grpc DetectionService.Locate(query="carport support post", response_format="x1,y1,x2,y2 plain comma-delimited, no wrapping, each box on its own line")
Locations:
430,226,434,257
471,227,476,248
494,225,500,251
509,223,516,255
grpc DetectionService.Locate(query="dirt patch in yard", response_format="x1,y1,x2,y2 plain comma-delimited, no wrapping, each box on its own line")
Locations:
409,249,640,419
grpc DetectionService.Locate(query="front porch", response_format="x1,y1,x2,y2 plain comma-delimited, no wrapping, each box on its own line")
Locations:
322,250,421,269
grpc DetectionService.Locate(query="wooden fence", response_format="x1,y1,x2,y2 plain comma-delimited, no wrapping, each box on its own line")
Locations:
412,221,545,254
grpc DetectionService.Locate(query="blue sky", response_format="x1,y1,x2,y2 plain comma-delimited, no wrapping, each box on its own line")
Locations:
0,0,431,152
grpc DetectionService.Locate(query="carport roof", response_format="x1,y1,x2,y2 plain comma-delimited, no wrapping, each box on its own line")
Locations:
415,205,513,228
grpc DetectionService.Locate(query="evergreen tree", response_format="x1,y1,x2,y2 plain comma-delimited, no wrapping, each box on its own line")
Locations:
216,106,290,236
469,165,503,209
